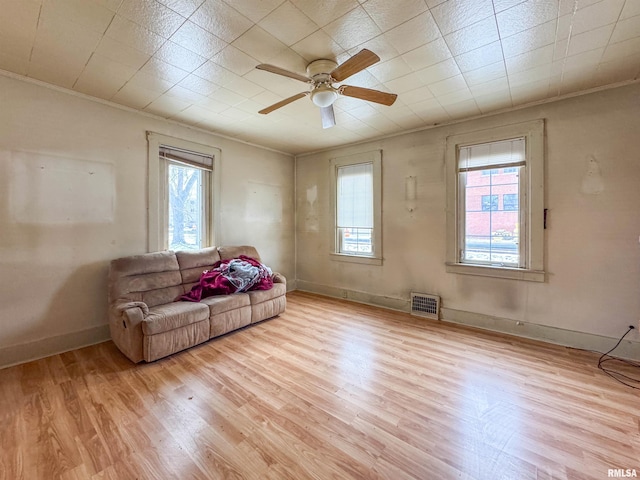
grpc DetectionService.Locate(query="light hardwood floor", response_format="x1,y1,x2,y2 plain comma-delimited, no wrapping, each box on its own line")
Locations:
1,291,638,480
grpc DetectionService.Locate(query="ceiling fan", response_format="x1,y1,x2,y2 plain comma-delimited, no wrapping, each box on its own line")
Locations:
255,49,398,129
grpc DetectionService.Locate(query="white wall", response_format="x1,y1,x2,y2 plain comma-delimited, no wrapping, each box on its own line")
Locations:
296,83,640,355
0,74,295,367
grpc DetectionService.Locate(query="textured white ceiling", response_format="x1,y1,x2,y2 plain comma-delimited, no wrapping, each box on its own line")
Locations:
1,0,639,154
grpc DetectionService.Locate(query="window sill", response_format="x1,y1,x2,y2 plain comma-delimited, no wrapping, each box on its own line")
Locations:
446,262,545,282
330,253,383,266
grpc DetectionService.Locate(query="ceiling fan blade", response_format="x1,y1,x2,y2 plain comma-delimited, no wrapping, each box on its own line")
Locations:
255,64,311,83
320,105,336,129
339,85,398,106
258,92,308,114
331,49,380,82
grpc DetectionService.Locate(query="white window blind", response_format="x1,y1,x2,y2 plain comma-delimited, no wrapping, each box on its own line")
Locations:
458,138,525,172
159,145,214,171
337,162,373,229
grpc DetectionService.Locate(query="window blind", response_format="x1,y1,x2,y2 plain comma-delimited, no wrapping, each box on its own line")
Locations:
458,137,525,172
159,145,214,171
337,162,373,228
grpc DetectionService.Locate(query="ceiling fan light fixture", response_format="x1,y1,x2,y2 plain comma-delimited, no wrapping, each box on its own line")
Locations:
311,85,338,108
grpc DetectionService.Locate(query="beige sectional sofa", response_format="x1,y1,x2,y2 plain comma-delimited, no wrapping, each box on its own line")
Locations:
108,245,286,363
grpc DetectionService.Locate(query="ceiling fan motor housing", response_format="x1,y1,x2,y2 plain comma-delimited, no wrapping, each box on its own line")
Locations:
306,59,338,81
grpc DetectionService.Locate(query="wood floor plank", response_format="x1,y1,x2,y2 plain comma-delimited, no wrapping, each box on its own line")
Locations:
1,291,639,479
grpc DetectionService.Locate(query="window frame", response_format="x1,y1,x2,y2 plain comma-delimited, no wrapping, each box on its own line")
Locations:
445,120,545,282
329,150,382,266
147,132,221,252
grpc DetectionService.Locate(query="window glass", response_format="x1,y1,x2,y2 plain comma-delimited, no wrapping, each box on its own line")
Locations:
168,163,203,251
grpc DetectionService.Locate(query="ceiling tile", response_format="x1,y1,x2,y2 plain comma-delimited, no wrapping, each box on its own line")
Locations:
41,0,115,34
291,29,344,62
384,71,424,93
469,76,510,96
33,13,103,59
416,57,461,84
0,0,40,44
0,32,35,61
505,44,554,74
164,84,208,103
462,61,506,86
27,56,86,88
399,85,434,104
428,74,468,96
290,0,359,27
211,45,258,76
474,91,513,112
105,15,166,55
140,56,190,83
170,21,227,58
430,0,494,36
0,51,30,75
179,73,220,96
346,35,400,63
620,0,640,19
228,0,285,23
73,68,129,99
496,0,559,38
259,1,319,46
153,41,208,72
223,74,264,97
232,25,289,63
384,11,442,54
94,36,151,70
501,19,557,58
602,36,640,63
442,98,480,118
144,94,191,117
609,14,640,45
193,60,238,86
565,24,614,58
454,41,504,73
444,16,499,57
118,0,186,38
361,0,428,32
401,37,452,71
368,56,412,82
126,69,174,93
558,0,600,16
191,0,253,43
156,0,205,18
111,82,160,109
493,0,528,13
566,0,625,36
209,87,251,106
322,6,382,50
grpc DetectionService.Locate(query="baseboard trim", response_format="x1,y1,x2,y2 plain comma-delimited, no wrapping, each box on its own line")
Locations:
0,324,111,369
295,280,409,312
295,281,640,361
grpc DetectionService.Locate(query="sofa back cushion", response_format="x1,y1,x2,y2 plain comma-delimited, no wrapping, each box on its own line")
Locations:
176,247,221,290
218,245,261,262
109,251,183,307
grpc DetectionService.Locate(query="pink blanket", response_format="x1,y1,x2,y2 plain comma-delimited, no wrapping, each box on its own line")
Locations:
179,255,273,302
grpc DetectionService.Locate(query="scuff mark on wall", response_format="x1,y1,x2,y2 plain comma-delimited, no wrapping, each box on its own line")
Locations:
246,181,282,223
9,150,115,224
305,185,319,232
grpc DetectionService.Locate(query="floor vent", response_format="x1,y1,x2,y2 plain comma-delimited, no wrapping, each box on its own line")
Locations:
410,293,441,320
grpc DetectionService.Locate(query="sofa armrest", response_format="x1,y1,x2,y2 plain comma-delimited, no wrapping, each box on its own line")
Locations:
112,301,149,328
272,272,286,287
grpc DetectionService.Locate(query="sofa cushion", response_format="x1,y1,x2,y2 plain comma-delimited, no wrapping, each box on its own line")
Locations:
218,245,261,262
143,302,209,335
176,247,221,284
201,293,250,315
109,251,183,308
246,283,286,305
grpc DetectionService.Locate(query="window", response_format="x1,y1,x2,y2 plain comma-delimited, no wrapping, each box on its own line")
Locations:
503,193,518,211
330,150,382,265
481,194,499,211
446,120,545,282
148,133,221,252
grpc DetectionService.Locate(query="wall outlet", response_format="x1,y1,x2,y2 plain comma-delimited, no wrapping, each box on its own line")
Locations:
341,290,348,299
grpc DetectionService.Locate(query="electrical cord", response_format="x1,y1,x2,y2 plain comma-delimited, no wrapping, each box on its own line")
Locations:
597,326,640,389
